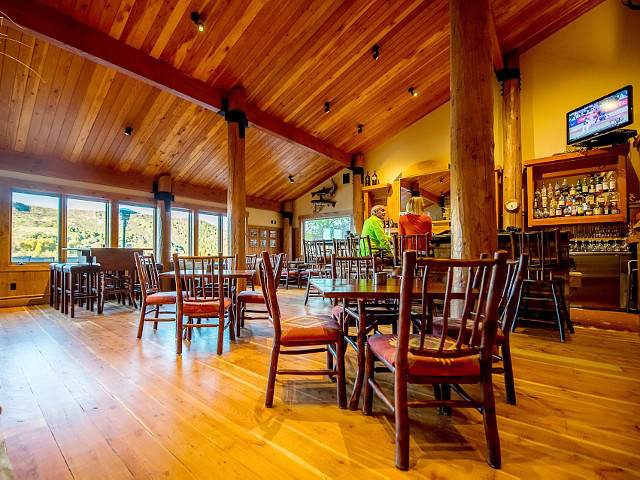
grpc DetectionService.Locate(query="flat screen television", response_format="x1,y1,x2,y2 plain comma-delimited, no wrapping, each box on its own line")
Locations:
566,85,633,145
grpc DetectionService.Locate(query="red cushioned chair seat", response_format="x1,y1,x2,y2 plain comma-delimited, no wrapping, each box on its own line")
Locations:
237,290,265,303
432,319,505,345
183,297,232,315
280,314,340,344
146,291,178,305
368,334,480,377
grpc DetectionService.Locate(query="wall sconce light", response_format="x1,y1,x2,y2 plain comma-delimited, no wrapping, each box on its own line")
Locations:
371,44,379,60
190,12,205,32
324,102,331,114
124,126,133,136
408,87,417,97
357,124,363,134
288,175,294,183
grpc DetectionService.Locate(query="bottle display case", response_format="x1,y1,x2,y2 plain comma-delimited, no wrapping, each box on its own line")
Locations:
524,144,631,228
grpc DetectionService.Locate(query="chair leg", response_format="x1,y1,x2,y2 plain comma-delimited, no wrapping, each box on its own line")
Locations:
326,346,334,372
501,338,516,405
176,308,183,355
228,307,236,342
304,280,312,305
441,383,452,416
550,282,566,341
362,346,375,415
336,337,346,409
236,301,242,338
481,377,502,469
217,312,225,355
395,372,410,471
512,281,526,333
265,343,280,407
137,300,147,338
556,281,575,334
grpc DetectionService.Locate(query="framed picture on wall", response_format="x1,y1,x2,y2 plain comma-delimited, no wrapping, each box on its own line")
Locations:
269,230,276,238
270,239,276,248
250,228,258,237
250,239,257,247
260,229,268,238
260,239,267,247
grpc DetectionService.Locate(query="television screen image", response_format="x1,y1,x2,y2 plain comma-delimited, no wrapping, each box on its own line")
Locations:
567,86,633,145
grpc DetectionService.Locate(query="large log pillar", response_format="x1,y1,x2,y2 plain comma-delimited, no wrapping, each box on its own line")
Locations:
352,153,365,234
282,201,294,259
227,87,247,282
502,51,523,229
156,203,171,268
450,0,498,260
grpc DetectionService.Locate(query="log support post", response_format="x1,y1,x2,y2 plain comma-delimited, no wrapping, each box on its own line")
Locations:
501,51,523,229
227,87,247,288
282,201,294,259
352,154,365,234
450,0,498,260
155,174,173,269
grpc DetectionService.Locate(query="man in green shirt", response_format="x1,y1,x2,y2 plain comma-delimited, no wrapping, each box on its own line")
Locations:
361,205,392,257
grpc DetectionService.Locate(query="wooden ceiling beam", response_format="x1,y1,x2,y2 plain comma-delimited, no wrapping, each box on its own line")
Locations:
0,149,281,211
0,0,351,168
489,7,505,71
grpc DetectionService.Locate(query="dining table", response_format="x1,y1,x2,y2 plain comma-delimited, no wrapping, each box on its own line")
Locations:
310,277,470,410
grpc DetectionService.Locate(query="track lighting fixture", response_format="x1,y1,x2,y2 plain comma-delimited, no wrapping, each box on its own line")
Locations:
124,126,133,136
190,12,205,32
408,87,417,97
324,102,331,114
371,44,379,60
288,175,294,183
357,124,363,134
440,178,443,183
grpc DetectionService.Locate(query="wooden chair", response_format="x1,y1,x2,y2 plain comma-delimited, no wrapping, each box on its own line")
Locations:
245,254,257,290
510,230,573,341
431,254,528,404
235,253,284,337
134,252,178,339
173,254,234,355
363,251,508,470
303,240,330,304
393,234,431,266
259,251,346,409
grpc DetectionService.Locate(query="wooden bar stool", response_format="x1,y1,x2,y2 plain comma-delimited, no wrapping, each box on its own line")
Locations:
49,262,64,310
62,264,102,318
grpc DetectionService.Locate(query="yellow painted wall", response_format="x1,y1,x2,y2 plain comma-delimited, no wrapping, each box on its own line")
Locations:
293,169,354,228
365,0,638,184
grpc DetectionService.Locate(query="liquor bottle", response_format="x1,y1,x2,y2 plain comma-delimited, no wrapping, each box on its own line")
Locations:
541,184,547,200
588,176,596,194
593,203,602,215
561,178,568,195
603,174,609,192
595,174,603,193
569,183,577,196
543,207,549,218
371,170,378,185
611,201,620,215
577,201,585,216
564,205,571,217
582,178,589,194
585,204,593,216
555,203,562,217
575,178,582,194
365,171,371,186
549,203,556,217
609,172,616,192
558,194,565,208
554,181,561,197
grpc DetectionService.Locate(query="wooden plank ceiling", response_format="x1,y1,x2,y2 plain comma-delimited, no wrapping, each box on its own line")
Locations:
0,0,604,204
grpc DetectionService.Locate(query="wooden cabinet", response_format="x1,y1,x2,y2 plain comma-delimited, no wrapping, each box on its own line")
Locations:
524,144,630,228
362,183,399,225
246,225,281,255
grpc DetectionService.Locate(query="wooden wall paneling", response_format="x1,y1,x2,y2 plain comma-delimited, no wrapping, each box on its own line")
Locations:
0,27,21,148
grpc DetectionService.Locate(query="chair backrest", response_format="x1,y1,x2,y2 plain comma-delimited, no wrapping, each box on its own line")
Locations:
246,254,257,270
332,238,350,256
258,252,285,290
173,254,225,312
499,254,528,333
304,240,328,266
404,250,507,363
357,236,373,256
259,251,282,339
330,253,375,279
397,234,430,257
134,252,161,298
510,229,562,273
219,254,237,270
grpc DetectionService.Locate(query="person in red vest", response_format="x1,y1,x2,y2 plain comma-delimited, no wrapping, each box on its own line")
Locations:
398,196,432,253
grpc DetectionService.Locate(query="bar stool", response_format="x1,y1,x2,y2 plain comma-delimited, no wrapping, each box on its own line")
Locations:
54,263,67,311
62,263,102,318
49,262,64,309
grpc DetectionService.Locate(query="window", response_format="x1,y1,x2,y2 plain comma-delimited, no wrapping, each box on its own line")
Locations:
118,203,155,249
222,215,229,255
11,192,60,263
67,198,107,261
198,212,221,255
171,209,192,255
303,216,351,242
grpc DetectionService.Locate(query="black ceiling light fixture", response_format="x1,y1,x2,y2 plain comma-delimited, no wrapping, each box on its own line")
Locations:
190,12,205,32
324,101,331,114
288,175,294,183
124,126,133,136
357,124,363,134
371,44,379,60
408,87,417,97
440,177,444,183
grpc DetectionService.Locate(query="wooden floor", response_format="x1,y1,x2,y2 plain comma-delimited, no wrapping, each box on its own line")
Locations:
1,290,639,479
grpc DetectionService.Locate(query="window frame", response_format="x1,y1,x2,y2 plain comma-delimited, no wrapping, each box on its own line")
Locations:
117,202,157,251
196,210,228,256
170,207,193,255
300,213,354,243
65,195,109,254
